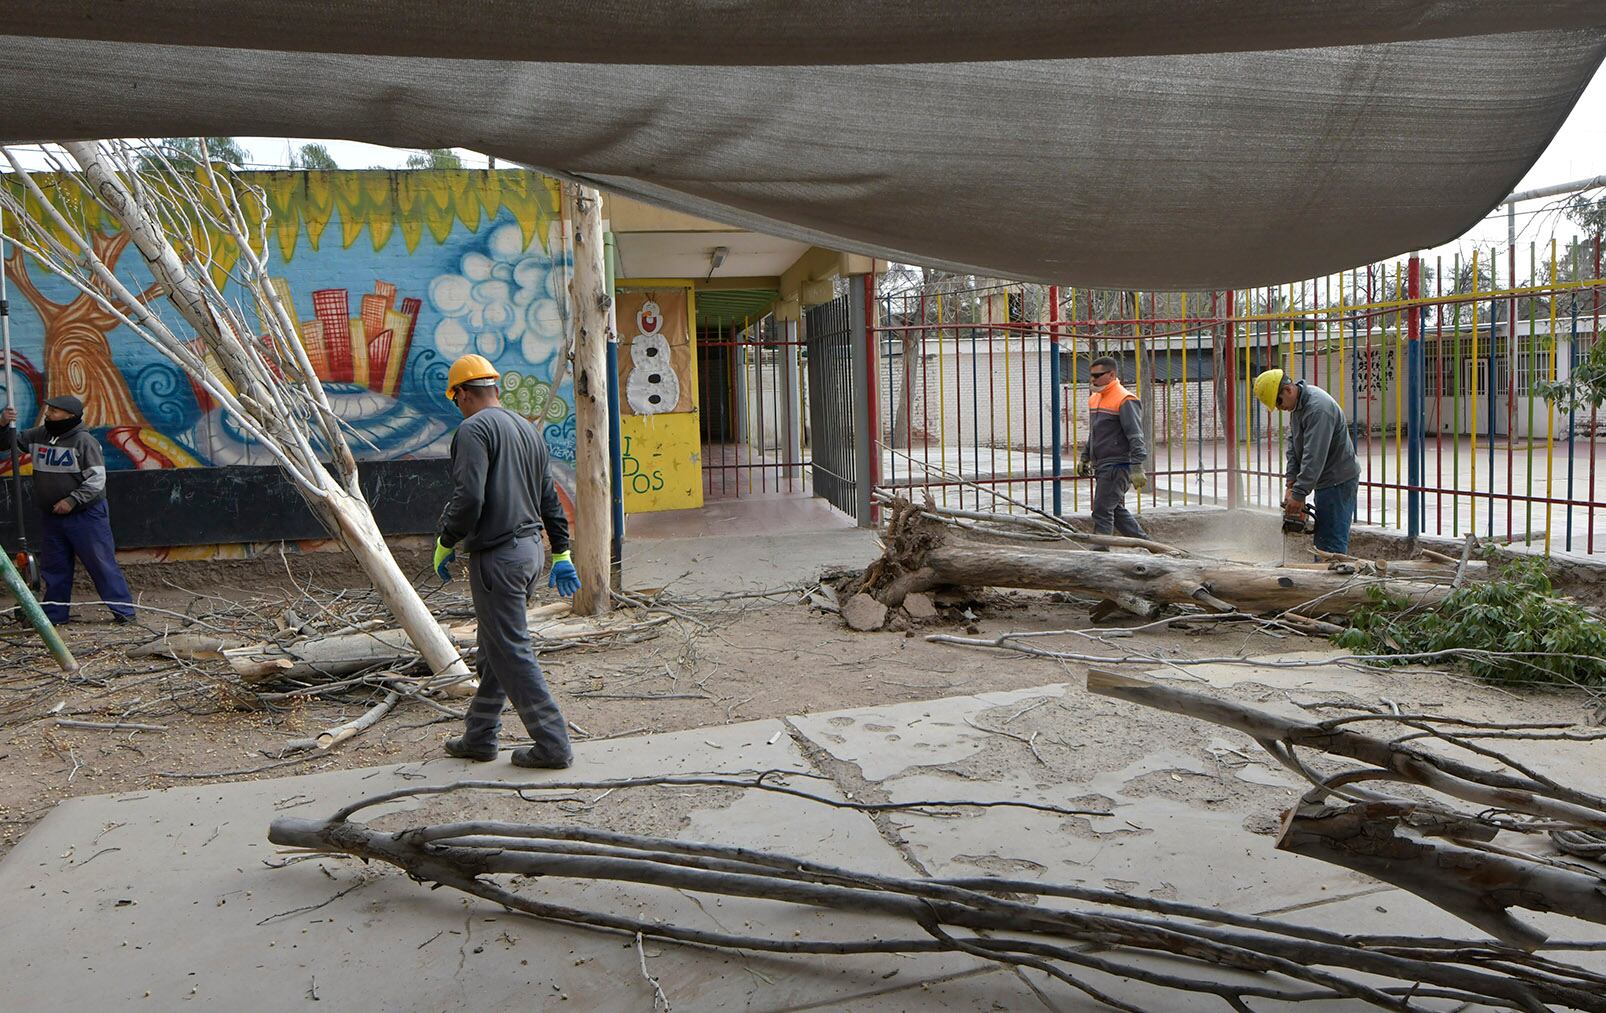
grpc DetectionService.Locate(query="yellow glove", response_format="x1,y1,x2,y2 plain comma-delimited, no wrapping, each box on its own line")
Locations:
433,538,457,582
1128,464,1147,492
1076,458,1094,478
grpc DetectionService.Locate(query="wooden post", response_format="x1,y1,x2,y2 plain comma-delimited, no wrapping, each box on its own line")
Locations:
564,183,612,616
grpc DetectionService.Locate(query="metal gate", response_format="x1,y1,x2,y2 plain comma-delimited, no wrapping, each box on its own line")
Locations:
805,293,872,523
698,315,809,499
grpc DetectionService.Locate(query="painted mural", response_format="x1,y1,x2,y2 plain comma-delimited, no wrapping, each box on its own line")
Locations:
0,170,577,556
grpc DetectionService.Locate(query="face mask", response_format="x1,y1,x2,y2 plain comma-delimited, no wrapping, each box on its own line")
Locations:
45,415,81,437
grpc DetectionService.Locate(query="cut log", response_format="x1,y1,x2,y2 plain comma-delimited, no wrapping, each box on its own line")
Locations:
916,543,1457,615
227,605,669,685
852,500,1456,617
226,626,443,684
857,519,1451,621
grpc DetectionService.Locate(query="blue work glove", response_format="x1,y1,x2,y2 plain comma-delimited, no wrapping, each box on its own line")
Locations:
548,550,581,597
433,538,457,582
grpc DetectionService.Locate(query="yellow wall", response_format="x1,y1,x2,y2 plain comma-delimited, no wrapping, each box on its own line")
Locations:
620,413,703,512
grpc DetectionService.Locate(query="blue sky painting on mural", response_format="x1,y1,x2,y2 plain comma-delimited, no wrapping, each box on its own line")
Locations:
0,172,576,506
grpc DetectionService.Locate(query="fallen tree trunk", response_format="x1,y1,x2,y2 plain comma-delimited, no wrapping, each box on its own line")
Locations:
225,603,670,684
854,503,1454,617
916,543,1452,615
1089,668,1606,949
1086,668,1606,820
225,626,443,683
1278,801,1606,950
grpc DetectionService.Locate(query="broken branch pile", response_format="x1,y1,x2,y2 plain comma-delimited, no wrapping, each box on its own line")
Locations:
270,770,1606,1010
2,573,673,764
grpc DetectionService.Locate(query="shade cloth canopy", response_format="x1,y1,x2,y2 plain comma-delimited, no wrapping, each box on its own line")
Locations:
2,3,1603,288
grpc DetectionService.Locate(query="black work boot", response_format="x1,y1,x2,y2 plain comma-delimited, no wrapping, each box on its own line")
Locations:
509,747,572,770
443,736,498,762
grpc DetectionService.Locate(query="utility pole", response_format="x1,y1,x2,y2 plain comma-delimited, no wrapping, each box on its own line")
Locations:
563,182,613,615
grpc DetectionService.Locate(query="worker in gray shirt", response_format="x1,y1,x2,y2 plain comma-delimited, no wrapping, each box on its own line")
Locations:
433,354,578,769
1254,369,1361,554
1076,355,1149,544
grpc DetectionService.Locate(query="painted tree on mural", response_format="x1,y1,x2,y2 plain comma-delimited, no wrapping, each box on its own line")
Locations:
0,140,471,686
4,232,154,430
3,232,203,471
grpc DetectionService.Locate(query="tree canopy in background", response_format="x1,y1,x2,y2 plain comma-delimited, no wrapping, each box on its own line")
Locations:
292,142,338,170
404,148,462,170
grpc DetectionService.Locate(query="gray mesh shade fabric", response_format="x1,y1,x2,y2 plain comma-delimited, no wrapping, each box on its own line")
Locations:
2,5,1603,288
11,1,1606,64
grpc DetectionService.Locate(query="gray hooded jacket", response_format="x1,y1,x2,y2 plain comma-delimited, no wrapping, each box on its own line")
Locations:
1,419,108,512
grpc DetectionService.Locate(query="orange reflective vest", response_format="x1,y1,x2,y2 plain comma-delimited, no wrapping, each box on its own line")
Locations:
1085,381,1145,467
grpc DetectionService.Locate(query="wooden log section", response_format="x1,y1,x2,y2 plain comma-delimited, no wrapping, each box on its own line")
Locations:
881,538,1454,616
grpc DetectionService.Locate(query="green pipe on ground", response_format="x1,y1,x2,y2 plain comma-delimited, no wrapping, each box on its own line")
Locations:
1,548,77,672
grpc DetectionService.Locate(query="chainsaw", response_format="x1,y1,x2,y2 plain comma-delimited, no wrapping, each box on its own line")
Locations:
1281,503,1317,536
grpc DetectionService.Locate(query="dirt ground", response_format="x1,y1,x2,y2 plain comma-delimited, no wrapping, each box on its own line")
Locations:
2,545,1597,859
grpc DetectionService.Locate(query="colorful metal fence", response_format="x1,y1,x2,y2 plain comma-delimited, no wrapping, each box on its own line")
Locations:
870,235,1606,554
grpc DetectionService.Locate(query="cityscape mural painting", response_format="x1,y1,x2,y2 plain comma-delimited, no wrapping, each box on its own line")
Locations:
0,170,577,551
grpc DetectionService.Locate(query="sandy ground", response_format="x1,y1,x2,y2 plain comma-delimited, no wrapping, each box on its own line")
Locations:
4,539,1598,863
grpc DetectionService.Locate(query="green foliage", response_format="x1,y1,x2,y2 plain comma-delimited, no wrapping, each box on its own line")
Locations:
1565,193,1606,237
138,137,248,171
1536,334,1606,414
292,143,339,171
405,148,463,170
1334,554,1606,686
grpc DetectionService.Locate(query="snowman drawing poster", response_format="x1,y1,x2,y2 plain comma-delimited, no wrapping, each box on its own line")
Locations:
617,289,694,415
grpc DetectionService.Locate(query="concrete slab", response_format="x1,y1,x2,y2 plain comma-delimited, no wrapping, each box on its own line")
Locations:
626,496,856,541
622,528,878,596
0,719,989,1012
11,662,1604,1010
788,682,1378,915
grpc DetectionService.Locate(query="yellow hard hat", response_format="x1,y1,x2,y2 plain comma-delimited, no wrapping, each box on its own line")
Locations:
1253,369,1285,410
445,353,500,400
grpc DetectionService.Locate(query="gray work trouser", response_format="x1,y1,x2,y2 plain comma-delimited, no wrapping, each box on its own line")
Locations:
1090,465,1148,541
462,535,572,763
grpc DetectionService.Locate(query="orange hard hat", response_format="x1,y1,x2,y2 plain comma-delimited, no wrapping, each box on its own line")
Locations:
445,353,500,400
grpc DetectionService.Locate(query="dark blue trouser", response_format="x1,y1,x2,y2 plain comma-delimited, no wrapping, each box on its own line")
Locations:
1091,465,1149,541
462,536,572,763
39,500,135,623
1313,478,1359,555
